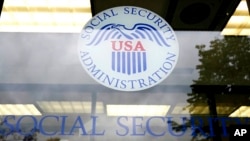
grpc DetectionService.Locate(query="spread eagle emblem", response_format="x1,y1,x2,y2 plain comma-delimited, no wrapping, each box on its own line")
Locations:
86,23,170,47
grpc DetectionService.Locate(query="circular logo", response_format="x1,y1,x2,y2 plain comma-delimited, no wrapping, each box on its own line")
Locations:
78,6,179,91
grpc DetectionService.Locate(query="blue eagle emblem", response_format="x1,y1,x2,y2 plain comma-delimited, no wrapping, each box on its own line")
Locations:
86,23,170,75
86,23,170,47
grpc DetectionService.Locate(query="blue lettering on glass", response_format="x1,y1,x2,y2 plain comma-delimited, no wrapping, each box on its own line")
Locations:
81,7,176,43
69,116,87,135
116,116,129,136
91,116,105,135
167,117,187,137
219,117,230,137
131,117,146,136
208,117,215,137
16,116,37,136
190,117,209,138
59,116,68,135
39,115,59,136
1,115,247,137
146,116,166,136
80,50,177,90
1,115,15,136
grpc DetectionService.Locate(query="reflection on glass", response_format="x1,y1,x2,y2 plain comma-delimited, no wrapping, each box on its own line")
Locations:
170,36,250,141
1,34,250,141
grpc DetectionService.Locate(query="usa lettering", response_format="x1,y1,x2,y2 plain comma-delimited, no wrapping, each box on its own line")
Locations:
111,41,145,51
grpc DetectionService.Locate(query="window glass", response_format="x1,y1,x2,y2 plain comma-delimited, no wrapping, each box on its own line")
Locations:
0,32,249,141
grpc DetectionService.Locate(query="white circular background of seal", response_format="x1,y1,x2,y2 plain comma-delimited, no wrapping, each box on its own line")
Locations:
78,6,179,91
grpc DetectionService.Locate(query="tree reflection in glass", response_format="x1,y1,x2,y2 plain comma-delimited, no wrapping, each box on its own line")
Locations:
170,36,250,141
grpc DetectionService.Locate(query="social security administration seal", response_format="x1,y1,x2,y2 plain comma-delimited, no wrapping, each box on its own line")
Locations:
78,6,179,91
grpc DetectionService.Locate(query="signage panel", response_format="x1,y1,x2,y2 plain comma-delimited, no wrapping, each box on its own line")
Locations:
78,6,179,91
